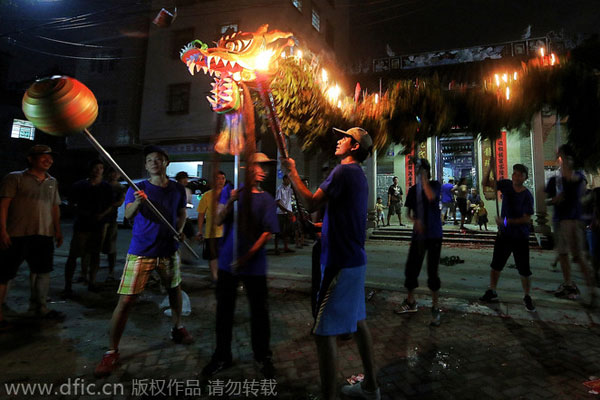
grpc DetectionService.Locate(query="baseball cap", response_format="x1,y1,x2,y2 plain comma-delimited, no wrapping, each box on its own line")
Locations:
27,144,57,157
143,145,169,160
332,127,373,154
248,152,276,163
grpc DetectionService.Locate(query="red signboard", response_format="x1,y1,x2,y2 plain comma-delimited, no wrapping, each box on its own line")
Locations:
405,142,428,190
495,130,508,181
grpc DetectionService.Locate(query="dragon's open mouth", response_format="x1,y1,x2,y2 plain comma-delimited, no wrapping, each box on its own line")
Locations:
180,24,294,114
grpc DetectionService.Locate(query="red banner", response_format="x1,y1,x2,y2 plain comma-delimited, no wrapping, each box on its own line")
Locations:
405,142,428,190
495,130,508,181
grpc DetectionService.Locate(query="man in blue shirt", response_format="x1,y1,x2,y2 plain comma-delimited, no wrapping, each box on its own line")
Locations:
440,178,456,224
395,159,443,326
479,160,536,312
201,152,280,379
95,146,192,378
282,127,380,400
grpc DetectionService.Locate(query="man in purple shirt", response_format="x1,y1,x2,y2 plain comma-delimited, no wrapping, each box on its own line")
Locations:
94,146,193,378
282,127,380,400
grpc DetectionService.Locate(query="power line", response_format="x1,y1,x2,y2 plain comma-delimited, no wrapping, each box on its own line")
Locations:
5,36,139,60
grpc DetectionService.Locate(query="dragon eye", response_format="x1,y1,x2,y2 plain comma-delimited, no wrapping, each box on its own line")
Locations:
225,42,235,51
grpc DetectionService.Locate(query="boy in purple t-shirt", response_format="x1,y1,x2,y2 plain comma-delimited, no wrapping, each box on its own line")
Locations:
282,127,380,400
479,160,536,312
94,146,193,378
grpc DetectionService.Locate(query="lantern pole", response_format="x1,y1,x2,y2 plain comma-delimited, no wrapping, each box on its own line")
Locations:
82,128,200,259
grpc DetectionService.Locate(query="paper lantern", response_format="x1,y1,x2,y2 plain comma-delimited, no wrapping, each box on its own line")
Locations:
22,75,98,137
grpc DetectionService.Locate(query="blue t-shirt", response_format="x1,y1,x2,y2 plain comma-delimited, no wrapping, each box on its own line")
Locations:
545,173,585,221
497,179,534,239
126,180,187,257
219,190,279,276
405,180,443,239
441,183,454,203
319,163,368,269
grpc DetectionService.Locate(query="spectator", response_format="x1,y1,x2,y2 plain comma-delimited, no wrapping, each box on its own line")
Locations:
387,176,404,226
0,145,64,329
63,159,112,295
196,170,226,282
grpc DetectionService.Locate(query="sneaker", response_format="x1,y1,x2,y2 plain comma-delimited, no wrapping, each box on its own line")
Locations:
341,382,381,400
430,307,441,327
257,357,276,379
523,295,536,312
394,299,417,314
201,357,233,377
479,289,498,302
171,327,194,344
94,351,119,378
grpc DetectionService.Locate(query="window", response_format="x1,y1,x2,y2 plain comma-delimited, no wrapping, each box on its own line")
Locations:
325,20,334,48
292,0,302,12
167,83,191,114
311,8,320,32
171,28,194,59
219,23,238,35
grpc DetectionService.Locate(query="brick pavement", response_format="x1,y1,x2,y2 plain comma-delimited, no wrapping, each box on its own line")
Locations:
2,222,600,399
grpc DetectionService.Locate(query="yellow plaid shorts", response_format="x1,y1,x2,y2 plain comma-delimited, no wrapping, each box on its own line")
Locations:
117,253,182,295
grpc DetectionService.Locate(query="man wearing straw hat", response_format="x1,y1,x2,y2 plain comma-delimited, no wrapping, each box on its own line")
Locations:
281,127,380,400
201,152,280,379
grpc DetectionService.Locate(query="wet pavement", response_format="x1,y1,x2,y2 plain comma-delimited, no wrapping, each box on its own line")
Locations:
1,222,600,399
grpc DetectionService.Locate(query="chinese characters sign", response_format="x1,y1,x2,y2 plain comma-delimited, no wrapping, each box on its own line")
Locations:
495,130,508,180
405,142,428,190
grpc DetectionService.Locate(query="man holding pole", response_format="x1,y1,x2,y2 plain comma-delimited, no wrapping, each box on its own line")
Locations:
479,158,536,312
281,127,380,400
94,145,193,378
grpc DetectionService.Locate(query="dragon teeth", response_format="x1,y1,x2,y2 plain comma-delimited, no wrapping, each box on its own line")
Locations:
219,94,233,101
229,60,236,68
207,56,213,67
195,64,201,73
222,59,228,67
202,66,209,74
188,63,195,75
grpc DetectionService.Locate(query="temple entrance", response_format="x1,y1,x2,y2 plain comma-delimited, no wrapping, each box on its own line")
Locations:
437,134,476,188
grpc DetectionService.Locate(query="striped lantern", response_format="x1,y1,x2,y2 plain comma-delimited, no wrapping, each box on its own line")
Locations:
22,75,98,137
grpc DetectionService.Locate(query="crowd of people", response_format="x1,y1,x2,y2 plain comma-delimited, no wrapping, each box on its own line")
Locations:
1,133,599,400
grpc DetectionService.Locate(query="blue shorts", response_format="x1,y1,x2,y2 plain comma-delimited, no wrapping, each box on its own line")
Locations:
313,265,367,336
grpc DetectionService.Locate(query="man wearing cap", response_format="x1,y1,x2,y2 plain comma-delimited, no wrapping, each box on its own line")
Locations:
201,152,279,379
281,127,380,400
95,145,193,378
0,144,64,329
479,160,536,312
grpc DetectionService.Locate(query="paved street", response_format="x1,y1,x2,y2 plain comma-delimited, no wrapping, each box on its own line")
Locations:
2,222,600,399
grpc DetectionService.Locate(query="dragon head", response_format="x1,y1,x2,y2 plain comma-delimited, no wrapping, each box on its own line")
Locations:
180,24,294,113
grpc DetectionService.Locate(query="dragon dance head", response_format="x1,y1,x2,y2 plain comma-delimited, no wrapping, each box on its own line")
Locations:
180,24,294,114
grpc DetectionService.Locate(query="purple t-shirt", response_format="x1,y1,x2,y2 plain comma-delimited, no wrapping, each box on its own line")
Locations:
405,180,443,239
497,179,534,239
320,163,368,269
545,173,585,221
218,190,279,276
125,179,187,257
441,183,454,203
